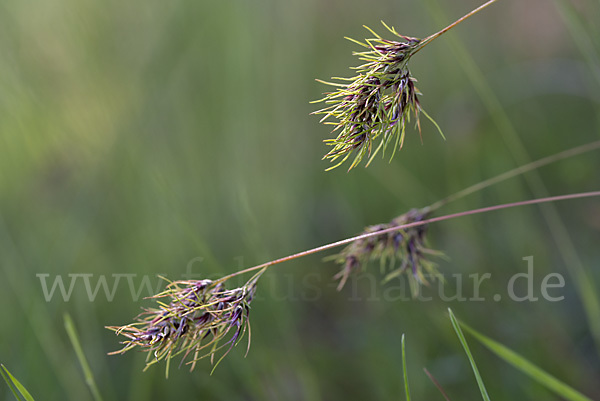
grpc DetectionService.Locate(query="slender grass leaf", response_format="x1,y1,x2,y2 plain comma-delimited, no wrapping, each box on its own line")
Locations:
1,365,23,401
460,321,593,401
401,334,411,401
64,314,104,401
448,309,491,401
1,364,35,401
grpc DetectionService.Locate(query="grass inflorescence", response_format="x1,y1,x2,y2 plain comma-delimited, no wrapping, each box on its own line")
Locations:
313,23,444,171
106,138,600,376
104,2,600,389
106,192,600,376
106,269,265,376
313,0,501,171
330,207,444,294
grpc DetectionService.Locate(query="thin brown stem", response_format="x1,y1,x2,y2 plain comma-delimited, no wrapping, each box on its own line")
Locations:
414,0,500,54
429,139,600,211
221,191,600,281
424,368,452,401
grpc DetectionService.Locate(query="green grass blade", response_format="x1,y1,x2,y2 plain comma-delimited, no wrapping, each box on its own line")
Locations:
1,364,35,401
0,366,22,401
64,313,104,401
552,0,600,86
401,334,411,401
460,322,593,401
448,309,491,401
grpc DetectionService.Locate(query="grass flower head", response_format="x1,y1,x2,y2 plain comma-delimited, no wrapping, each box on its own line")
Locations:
313,22,444,171
106,269,265,376
330,207,444,294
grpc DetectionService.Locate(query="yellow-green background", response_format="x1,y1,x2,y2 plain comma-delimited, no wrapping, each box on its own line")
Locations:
1,0,599,399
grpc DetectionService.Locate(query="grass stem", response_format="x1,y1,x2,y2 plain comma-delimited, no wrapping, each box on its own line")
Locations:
429,139,600,211
222,191,600,280
415,0,500,54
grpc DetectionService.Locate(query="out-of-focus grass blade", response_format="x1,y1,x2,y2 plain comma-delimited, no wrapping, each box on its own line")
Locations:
460,321,593,401
551,0,600,86
448,309,491,401
64,313,104,401
1,364,35,401
401,334,411,401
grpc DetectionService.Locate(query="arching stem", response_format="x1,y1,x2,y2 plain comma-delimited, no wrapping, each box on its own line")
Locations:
221,191,600,281
429,139,600,211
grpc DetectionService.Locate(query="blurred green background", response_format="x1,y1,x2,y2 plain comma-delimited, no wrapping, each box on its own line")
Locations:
1,0,600,399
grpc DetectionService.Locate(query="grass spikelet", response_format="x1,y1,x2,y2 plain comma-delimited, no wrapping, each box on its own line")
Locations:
313,23,444,171
330,207,444,294
313,0,502,171
106,268,265,376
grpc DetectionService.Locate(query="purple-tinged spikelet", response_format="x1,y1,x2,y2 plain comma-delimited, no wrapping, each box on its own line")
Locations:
331,208,444,294
106,269,265,376
313,23,444,171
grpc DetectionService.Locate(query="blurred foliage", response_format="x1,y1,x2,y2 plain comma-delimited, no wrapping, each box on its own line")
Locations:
1,0,599,400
